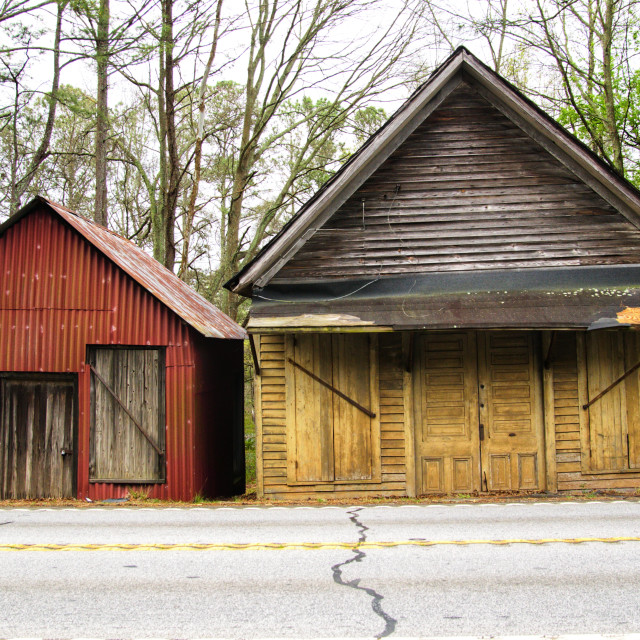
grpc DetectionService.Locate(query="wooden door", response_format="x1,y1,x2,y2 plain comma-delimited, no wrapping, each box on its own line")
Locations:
286,334,380,485
478,332,545,491
583,331,640,472
415,331,545,494
414,332,481,494
89,348,165,483
0,375,75,499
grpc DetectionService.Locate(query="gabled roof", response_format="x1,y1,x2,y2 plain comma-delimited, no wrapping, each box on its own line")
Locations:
0,197,247,340
226,46,640,297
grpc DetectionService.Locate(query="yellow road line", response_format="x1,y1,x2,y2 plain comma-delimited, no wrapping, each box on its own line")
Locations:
1,537,639,551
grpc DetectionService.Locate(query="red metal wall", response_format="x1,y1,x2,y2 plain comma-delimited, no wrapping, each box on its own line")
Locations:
0,208,228,501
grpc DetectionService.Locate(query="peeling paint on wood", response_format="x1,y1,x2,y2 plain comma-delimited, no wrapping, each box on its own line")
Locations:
617,307,640,325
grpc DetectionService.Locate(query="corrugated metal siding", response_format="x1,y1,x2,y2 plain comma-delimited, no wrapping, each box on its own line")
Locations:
40,199,246,340
0,208,228,501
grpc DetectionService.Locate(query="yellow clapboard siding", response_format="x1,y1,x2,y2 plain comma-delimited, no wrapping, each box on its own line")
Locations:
263,443,287,452
383,448,405,457
381,464,406,474
554,415,581,425
555,424,579,434
558,474,640,489
557,461,581,473
553,391,579,400
263,451,286,460
264,468,287,478
264,459,287,468
556,451,580,461
263,425,285,433
554,406,580,416
556,442,580,452
380,424,404,433
382,438,404,448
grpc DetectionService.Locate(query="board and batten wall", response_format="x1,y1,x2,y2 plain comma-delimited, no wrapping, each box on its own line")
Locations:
550,331,640,491
254,333,410,499
254,329,640,498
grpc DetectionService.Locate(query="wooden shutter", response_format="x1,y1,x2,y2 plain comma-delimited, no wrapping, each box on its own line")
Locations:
287,334,334,482
332,334,374,481
586,332,628,472
286,334,379,484
624,332,640,469
90,348,165,482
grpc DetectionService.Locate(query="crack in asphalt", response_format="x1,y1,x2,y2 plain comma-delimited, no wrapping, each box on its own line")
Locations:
331,507,397,638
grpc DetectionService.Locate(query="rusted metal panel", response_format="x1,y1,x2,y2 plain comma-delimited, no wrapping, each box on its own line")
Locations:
0,204,244,501
1,198,246,340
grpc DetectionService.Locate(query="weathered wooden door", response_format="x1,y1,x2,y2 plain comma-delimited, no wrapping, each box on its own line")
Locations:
285,333,380,485
415,331,545,494
414,332,481,493
89,347,165,483
478,332,545,491
0,375,76,499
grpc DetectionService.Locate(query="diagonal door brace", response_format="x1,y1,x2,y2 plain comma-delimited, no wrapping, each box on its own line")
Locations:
90,364,164,456
287,357,376,418
583,359,640,410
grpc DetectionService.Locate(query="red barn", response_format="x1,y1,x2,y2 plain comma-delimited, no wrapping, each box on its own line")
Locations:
0,197,247,501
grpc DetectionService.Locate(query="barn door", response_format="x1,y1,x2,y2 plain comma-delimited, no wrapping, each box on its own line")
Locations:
583,331,640,472
0,375,76,499
415,331,545,494
478,332,545,491
285,333,380,485
89,347,165,483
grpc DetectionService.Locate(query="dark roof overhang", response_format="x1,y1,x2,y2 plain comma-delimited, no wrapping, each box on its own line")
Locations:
246,266,640,332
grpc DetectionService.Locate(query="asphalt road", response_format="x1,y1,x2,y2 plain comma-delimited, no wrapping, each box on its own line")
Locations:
1,500,639,638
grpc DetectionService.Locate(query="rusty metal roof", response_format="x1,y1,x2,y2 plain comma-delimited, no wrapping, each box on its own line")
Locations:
1,197,247,340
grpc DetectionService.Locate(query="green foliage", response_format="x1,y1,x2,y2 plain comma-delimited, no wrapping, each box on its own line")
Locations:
245,410,256,487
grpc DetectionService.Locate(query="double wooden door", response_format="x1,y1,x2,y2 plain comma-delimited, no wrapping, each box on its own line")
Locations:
0,374,76,499
414,331,545,494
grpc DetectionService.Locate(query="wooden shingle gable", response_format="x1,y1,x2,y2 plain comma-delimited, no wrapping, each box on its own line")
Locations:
273,84,640,281
227,47,640,297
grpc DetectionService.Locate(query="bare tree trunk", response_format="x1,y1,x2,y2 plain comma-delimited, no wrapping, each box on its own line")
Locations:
600,0,624,174
10,0,65,215
94,0,109,227
162,0,178,270
179,0,224,280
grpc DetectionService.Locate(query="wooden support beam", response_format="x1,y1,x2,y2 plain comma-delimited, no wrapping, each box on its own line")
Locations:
544,330,556,369
402,332,416,497
542,332,557,492
249,334,261,377
89,364,164,456
286,357,376,418
404,332,414,373
582,359,640,410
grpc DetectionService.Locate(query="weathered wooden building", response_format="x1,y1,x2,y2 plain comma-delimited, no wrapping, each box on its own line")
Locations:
0,197,247,501
226,47,640,499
